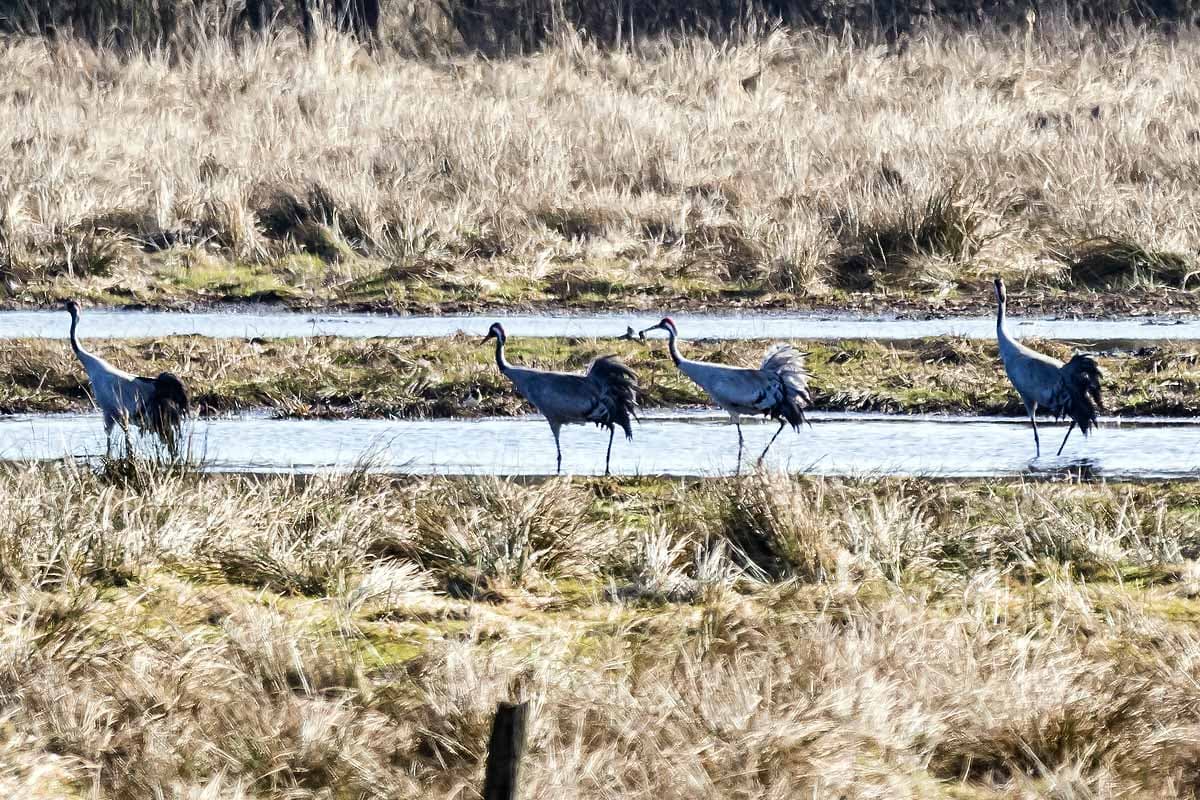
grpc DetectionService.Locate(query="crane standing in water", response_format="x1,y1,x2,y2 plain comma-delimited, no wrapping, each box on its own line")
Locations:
639,317,811,471
994,278,1103,457
65,300,191,457
483,322,639,475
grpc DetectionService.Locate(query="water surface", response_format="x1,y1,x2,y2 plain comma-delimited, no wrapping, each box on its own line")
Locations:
5,309,1200,342
1,411,1195,479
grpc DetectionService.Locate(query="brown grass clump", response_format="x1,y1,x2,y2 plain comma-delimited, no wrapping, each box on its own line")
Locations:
406,476,622,591
831,183,998,291
1062,235,1196,290
705,468,839,581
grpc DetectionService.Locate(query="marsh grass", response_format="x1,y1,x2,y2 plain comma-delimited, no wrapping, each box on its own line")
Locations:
407,476,621,592
1063,235,1198,290
705,468,837,581
3,20,1200,310
831,182,1000,291
10,332,1200,421
3,466,1200,796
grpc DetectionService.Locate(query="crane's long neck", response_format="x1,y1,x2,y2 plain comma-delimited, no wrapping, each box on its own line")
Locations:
665,328,684,367
493,336,511,373
68,310,88,361
995,295,1019,357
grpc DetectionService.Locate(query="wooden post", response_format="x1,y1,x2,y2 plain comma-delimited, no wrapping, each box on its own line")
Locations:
482,701,528,800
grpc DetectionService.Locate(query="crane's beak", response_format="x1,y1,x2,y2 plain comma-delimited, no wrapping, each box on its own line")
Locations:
481,332,495,344
638,323,663,339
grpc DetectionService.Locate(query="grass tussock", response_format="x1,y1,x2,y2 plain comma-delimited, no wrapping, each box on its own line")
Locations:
2,21,1200,311
405,477,619,592
1063,235,1197,290
706,468,838,581
2,466,1200,795
832,182,998,291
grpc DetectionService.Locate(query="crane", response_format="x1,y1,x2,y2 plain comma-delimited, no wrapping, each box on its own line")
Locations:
483,322,639,475
639,317,811,470
65,300,191,457
994,278,1103,457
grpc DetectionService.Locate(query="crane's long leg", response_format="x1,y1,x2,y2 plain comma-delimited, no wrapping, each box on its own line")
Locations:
759,420,787,464
120,420,134,458
103,414,116,458
1056,421,1076,457
604,426,615,476
1025,401,1041,458
551,423,563,475
735,422,744,475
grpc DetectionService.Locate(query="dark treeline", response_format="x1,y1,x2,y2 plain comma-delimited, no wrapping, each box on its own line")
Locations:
1,0,1198,55
0,0,379,48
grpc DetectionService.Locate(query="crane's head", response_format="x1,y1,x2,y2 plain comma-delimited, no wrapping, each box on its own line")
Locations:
63,299,80,318
482,322,506,344
993,277,1006,306
638,316,677,339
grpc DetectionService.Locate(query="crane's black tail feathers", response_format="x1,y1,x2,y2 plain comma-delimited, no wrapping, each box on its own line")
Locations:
761,344,812,431
144,372,191,453
1057,354,1103,435
588,355,639,440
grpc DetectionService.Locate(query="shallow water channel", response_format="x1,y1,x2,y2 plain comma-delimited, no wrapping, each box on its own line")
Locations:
1,411,1196,479
4,309,1200,342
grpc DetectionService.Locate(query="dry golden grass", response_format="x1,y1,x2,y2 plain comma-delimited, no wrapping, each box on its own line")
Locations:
2,461,1200,797
2,20,1200,310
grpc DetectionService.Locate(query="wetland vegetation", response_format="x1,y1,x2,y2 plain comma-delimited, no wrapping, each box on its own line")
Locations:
5,4,1200,797
4,15,1200,316
4,461,1200,797
3,333,1199,419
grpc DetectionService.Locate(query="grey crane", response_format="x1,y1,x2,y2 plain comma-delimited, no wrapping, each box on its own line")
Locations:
483,322,639,475
65,300,191,456
994,278,1103,457
639,317,811,469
